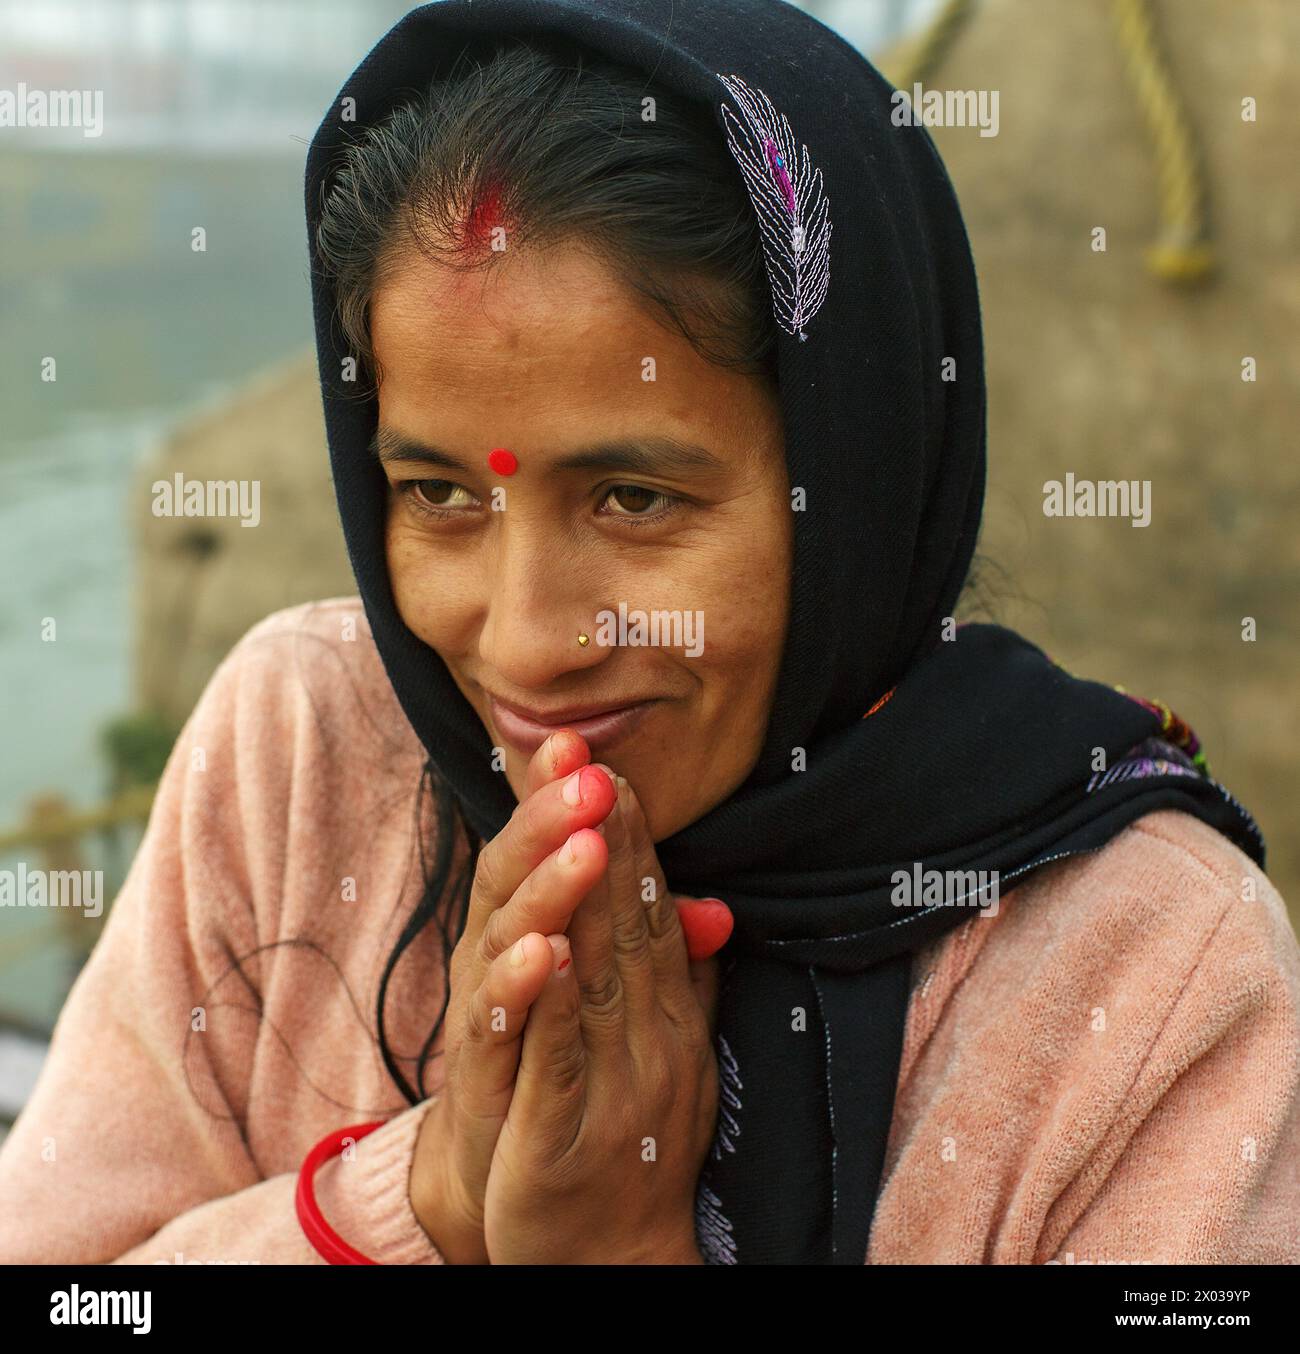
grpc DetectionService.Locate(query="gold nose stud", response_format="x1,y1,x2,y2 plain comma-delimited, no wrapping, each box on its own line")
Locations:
577,633,590,647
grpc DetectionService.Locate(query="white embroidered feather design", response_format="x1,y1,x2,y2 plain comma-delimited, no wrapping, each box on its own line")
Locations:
716,72,832,342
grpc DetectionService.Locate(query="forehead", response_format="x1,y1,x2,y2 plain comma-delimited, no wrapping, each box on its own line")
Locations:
374,242,657,383
368,240,773,450
371,243,785,471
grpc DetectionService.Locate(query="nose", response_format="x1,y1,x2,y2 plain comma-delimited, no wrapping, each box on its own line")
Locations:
476,521,610,690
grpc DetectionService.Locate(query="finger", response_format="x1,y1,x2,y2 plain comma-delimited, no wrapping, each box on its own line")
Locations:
599,777,658,1025
616,778,698,1025
511,934,587,1137
454,932,557,1196
675,896,734,962
478,826,608,963
462,764,616,969
519,728,591,803
564,845,628,1058
688,955,722,1041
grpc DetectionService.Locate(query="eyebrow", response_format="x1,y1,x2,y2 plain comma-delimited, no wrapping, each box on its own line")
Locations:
369,426,729,476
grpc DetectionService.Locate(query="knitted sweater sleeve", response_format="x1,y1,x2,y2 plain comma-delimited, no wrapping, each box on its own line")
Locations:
0,614,445,1265
1038,821,1300,1265
869,810,1300,1266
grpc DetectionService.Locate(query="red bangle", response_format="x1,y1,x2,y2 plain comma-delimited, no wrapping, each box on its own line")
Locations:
296,1120,387,1264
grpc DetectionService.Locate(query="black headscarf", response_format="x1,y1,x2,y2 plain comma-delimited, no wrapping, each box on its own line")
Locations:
305,0,1264,1264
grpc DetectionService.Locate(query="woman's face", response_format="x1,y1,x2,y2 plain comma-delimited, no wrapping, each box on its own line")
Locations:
372,240,792,841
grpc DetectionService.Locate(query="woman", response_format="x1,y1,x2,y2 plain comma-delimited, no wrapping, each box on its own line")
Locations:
2,0,1297,1266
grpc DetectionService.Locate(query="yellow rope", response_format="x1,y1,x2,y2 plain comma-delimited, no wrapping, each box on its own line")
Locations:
884,0,1213,289
887,0,978,90
1109,0,1215,284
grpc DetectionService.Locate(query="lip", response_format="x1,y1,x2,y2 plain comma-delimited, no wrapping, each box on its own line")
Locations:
488,693,656,756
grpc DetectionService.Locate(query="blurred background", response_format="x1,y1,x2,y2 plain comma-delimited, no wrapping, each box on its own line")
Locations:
1,0,1296,1136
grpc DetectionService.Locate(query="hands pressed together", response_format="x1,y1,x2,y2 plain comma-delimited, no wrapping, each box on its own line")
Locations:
408,730,733,1265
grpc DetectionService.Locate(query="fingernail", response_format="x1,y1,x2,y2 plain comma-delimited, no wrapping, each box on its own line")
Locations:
561,769,584,806
545,934,571,972
677,897,734,961
510,936,528,968
563,831,582,865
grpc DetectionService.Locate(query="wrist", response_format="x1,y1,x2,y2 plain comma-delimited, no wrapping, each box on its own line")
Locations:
409,1099,488,1265
632,1224,706,1265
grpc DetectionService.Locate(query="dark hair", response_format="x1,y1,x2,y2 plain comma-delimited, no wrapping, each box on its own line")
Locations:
313,36,780,1106
314,36,779,397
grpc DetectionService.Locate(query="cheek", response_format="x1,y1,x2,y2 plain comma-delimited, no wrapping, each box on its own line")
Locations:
646,501,789,814
382,491,791,686
384,513,478,648
682,498,792,684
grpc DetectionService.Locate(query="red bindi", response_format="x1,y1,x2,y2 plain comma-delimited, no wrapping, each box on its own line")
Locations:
487,448,518,476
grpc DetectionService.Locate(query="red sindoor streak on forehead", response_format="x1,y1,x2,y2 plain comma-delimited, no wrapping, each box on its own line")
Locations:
458,178,508,252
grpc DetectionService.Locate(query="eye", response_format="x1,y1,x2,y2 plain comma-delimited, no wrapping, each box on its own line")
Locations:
599,484,681,522
399,479,480,517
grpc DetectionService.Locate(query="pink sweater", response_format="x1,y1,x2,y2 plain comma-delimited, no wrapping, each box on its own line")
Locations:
1,598,1297,1265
